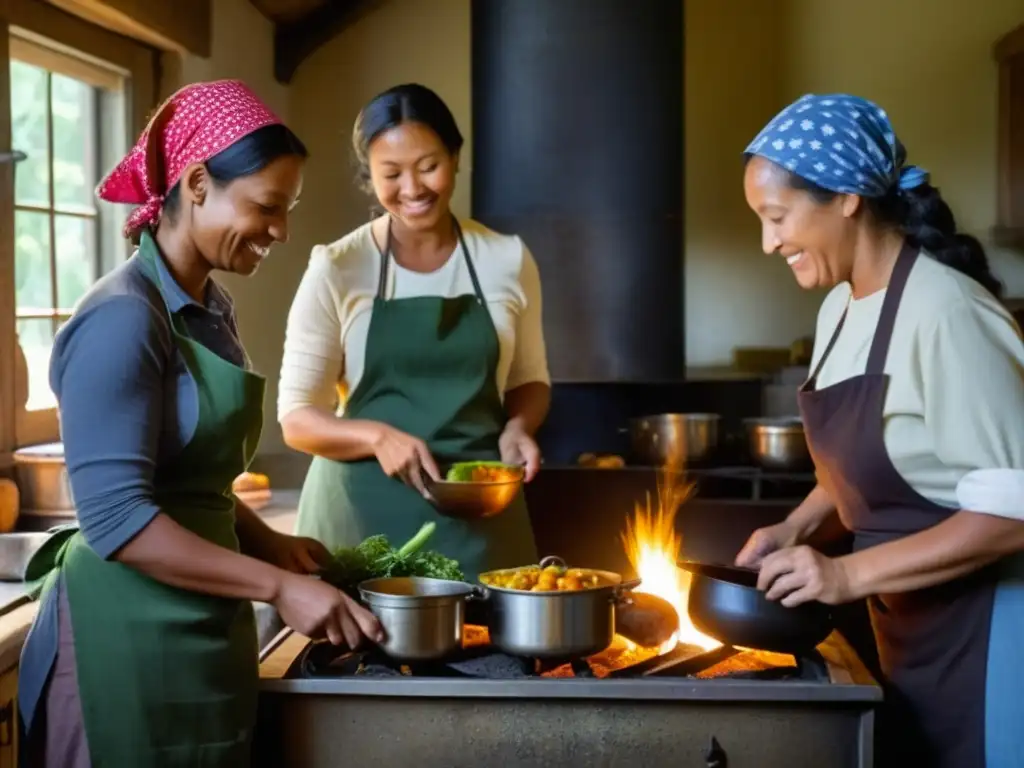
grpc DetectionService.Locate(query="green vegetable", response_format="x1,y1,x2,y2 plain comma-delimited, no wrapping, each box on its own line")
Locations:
322,522,464,593
445,460,513,482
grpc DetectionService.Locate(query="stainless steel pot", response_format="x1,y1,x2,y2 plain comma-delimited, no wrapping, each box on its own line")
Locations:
12,442,75,513
743,416,812,472
478,556,641,659
358,576,477,661
624,413,720,467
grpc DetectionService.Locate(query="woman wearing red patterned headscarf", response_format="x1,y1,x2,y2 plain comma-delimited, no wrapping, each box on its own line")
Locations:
17,80,382,767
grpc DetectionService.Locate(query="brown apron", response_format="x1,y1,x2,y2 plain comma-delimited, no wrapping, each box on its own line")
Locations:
798,243,997,768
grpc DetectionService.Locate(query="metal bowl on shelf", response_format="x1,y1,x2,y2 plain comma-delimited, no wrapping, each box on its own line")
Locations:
743,416,812,472
623,413,721,467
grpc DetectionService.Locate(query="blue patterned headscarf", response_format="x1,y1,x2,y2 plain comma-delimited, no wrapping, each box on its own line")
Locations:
744,93,929,197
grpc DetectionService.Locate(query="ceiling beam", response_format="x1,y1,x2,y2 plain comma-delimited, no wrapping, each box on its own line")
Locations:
273,0,384,84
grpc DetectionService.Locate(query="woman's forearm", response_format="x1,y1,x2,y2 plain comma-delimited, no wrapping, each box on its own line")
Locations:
115,512,284,602
234,497,282,561
281,406,382,460
841,510,1024,599
787,484,842,542
504,382,551,435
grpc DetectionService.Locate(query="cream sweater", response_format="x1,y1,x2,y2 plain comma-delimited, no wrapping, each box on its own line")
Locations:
811,252,1024,520
278,217,550,421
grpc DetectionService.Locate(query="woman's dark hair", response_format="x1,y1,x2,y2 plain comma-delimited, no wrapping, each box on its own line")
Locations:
749,156,1002,298
162,123,308,222
351,83,464,194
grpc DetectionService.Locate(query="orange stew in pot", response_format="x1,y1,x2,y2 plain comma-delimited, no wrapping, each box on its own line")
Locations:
481,564,605,592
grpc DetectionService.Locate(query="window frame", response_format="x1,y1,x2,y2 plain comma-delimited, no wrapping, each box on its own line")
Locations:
0,0,157,464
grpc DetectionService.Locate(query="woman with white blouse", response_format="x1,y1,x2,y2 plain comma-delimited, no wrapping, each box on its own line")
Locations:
735,94,1024,767
277,83,550,578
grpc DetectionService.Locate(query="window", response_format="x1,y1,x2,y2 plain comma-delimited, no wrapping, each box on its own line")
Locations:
0,4,157,461
8,33,131,445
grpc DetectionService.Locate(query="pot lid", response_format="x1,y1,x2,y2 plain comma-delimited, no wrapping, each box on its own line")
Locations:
13,442,64,462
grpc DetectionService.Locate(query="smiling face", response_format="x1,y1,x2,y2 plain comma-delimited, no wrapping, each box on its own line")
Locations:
743,155,861,290
367,120,458,232
180,153,305,276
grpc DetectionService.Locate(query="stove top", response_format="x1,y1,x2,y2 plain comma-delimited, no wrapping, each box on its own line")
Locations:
289,626,830,684
261,628,880,706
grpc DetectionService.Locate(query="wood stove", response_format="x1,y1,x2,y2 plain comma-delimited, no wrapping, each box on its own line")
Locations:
255,627,879,768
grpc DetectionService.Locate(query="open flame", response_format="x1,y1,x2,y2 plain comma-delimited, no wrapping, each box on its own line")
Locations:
621,468,719,653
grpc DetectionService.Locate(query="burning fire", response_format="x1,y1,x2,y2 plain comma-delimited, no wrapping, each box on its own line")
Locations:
621,468,720,653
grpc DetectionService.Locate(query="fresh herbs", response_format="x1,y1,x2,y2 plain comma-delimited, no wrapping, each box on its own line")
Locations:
321,522,465,593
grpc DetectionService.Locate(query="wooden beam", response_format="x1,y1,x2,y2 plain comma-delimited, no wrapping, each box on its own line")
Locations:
994,23,1024,62
250,0,326,25
44,0,211,57
273,0,384,84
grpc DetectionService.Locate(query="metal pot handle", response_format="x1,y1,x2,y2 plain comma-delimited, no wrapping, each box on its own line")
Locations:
538,555,567,570
467,584,488,601
611,578,642,606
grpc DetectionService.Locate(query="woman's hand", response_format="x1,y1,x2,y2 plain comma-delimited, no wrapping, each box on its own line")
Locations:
756,545,854,607
370,423,440,495
734,521,800,569
264,533,332,575
499,422,542,481
273,572,385,648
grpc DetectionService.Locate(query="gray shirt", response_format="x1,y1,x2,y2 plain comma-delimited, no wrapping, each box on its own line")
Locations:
19,245,250,731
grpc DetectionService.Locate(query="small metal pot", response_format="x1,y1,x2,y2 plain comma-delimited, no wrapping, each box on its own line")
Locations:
743,416,812,472
358,576,477,661
12,443,75,513
624,413,721,467
478,556,641,659
679,561,832,654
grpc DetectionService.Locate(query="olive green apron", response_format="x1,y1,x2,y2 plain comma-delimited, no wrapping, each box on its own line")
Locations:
294,217,538,579
25,233,266,766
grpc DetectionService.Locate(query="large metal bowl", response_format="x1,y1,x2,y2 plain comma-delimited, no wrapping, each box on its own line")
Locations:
743,416,812,472
425,465,524,519
624,413,720,467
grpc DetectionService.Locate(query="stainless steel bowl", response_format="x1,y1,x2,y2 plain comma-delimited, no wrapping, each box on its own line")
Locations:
425,465,524,519
478,556,641,659
744,416,811,472
0,532,52,581
358,577,476,661
625,413,720,467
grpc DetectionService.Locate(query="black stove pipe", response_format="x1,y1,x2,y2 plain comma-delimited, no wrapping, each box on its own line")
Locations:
471,0,685,382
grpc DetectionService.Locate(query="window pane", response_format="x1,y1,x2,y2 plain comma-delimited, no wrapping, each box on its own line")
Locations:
10,60,49,207
52,74,97,210
16,318,56,411
14,210,53,311
55,215,96,309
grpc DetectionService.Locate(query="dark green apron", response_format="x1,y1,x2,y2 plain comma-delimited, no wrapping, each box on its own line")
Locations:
294,217,538,579
25,233,266,766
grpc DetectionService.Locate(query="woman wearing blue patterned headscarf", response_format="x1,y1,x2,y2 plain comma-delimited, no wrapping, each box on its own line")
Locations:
736,94,1024,768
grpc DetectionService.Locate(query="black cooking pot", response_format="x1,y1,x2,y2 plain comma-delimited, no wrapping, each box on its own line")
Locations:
679,561,833,654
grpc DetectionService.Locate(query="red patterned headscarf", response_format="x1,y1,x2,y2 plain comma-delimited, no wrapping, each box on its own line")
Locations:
97,79,283,239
